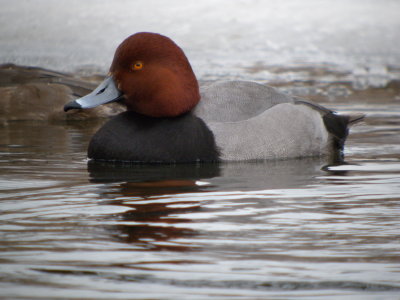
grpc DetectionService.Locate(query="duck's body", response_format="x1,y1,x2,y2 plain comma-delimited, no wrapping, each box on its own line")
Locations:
196,81,335,161
64,32,362,163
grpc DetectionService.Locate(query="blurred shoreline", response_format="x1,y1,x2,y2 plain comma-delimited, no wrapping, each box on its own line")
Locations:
1,62,399,122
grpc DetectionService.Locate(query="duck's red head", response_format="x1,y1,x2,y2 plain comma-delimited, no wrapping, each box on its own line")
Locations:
64,32,200,118
110,33,200,117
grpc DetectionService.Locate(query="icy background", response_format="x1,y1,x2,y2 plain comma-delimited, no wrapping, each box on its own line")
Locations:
1,0,399,85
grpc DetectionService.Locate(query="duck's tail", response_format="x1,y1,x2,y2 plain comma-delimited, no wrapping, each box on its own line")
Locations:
348,113,366,125
322,112,365,146
294,98,365,163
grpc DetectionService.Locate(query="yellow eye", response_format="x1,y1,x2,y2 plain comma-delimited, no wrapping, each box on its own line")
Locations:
132,61,143,71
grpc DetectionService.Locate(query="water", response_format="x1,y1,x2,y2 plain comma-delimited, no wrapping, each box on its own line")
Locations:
1,1,400,299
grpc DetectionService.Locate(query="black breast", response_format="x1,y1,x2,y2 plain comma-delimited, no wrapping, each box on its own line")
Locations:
88,111,220,163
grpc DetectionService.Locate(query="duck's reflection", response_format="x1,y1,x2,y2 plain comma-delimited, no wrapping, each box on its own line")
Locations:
88,162,220,250
88,158,342,251
88,161,220,185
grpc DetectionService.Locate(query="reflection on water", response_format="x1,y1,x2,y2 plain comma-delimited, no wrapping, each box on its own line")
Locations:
88,159,327,252
89,163,219,251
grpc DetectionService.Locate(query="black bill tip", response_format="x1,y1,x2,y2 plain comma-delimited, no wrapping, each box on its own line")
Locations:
64,100,82,112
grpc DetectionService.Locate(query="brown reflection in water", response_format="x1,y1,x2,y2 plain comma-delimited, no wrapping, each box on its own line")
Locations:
89,163,220,251
105,181,204,251
0,115,109,164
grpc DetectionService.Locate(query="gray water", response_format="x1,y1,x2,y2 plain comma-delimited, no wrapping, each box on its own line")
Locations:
1,1,400,299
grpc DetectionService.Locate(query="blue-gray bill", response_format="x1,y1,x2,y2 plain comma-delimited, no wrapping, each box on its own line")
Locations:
64,76,122,111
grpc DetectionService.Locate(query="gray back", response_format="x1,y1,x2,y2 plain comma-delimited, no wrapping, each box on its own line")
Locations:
194,81,294,122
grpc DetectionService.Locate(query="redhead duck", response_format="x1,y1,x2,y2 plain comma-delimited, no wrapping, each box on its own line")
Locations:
64,32,363,163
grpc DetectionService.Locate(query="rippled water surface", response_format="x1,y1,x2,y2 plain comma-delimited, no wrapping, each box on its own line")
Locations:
1,1,400,299
3,93,400,299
